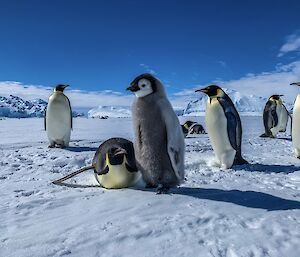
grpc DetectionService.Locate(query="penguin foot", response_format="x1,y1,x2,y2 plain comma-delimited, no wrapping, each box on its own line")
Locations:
56,144,65,149
48,144,55,148
156,185,170,194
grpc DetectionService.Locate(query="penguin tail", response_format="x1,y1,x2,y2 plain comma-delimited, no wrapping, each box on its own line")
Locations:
233,155,248,166
259,133,269,138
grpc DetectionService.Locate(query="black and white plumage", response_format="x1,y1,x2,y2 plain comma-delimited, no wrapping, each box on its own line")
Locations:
93,138,140,189
291,82,300,158
196,85,247,169
127,73,185,193
45,84,72,148
181,121,206,137
260,95,284,138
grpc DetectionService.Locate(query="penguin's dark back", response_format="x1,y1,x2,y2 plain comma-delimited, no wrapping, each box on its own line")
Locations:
92,138,135,170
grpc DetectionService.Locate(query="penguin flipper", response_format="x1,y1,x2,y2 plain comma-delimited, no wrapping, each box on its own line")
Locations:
124,142,139,173
271,109,278,127
66,97,73,129
226,112,238,150
158,99,185,182
44,109,47,131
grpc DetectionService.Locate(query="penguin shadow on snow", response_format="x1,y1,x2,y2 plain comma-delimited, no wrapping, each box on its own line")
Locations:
64,146,98,152
276,137,292,141
232,163,300,174
170,187,300,211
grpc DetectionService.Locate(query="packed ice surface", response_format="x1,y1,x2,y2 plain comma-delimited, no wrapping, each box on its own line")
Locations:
1,116,300,257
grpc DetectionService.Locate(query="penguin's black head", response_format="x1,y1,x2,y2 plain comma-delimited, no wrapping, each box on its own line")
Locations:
107,147,127,165
184,120,196,128
290,82,300,86
126,73,158,98
270,94,283,100
195,85,224,97
55,84,69,92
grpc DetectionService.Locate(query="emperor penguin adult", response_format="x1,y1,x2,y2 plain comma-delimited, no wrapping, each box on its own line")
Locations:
45,84,72,148
260,95,284,138
290,82,300,157
52,137,140,189
93,138,140,189
127,73,185,194
196,85,248,169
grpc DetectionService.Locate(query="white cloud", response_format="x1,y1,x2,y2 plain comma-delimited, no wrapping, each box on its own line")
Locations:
0,81,133,108
170,61,300,109
278,31,300,57
2,60,300,112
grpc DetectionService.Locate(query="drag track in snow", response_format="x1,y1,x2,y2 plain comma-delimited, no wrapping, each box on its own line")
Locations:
0,117,300,257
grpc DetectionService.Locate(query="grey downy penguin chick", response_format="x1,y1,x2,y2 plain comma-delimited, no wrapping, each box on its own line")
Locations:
52,137,140,189
45,84,72,148
196,85,248,169
127,73,185,194
260,95,284,138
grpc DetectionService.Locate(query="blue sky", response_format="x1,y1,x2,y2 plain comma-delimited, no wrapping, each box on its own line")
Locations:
0,0,300,107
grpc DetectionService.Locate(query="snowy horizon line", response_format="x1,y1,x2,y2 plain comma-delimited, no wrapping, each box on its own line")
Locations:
0,60,300,109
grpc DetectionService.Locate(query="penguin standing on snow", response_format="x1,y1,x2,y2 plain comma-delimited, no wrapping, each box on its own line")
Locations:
290,82,300,158
260,95,284,138
196,85,247,169
45,84,72,148
127,74,185,193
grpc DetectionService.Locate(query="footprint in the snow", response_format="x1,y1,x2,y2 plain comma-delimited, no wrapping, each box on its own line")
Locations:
15,190,35,197
21,191,35,197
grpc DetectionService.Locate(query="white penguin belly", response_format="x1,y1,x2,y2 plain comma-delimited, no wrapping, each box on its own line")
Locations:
46,95,71,145
206,99,236,169
270,104,282,136
95,163,140,189
292,95,300,157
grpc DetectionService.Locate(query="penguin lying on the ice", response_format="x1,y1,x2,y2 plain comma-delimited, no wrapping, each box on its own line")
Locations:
181,121,206,137
52,138,140,189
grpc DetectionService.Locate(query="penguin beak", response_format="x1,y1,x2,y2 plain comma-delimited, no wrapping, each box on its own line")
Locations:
195,88,209,94
126,84,139,92
63,85,69,89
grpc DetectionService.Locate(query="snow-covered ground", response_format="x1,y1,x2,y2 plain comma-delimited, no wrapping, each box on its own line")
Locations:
1,117,300,257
